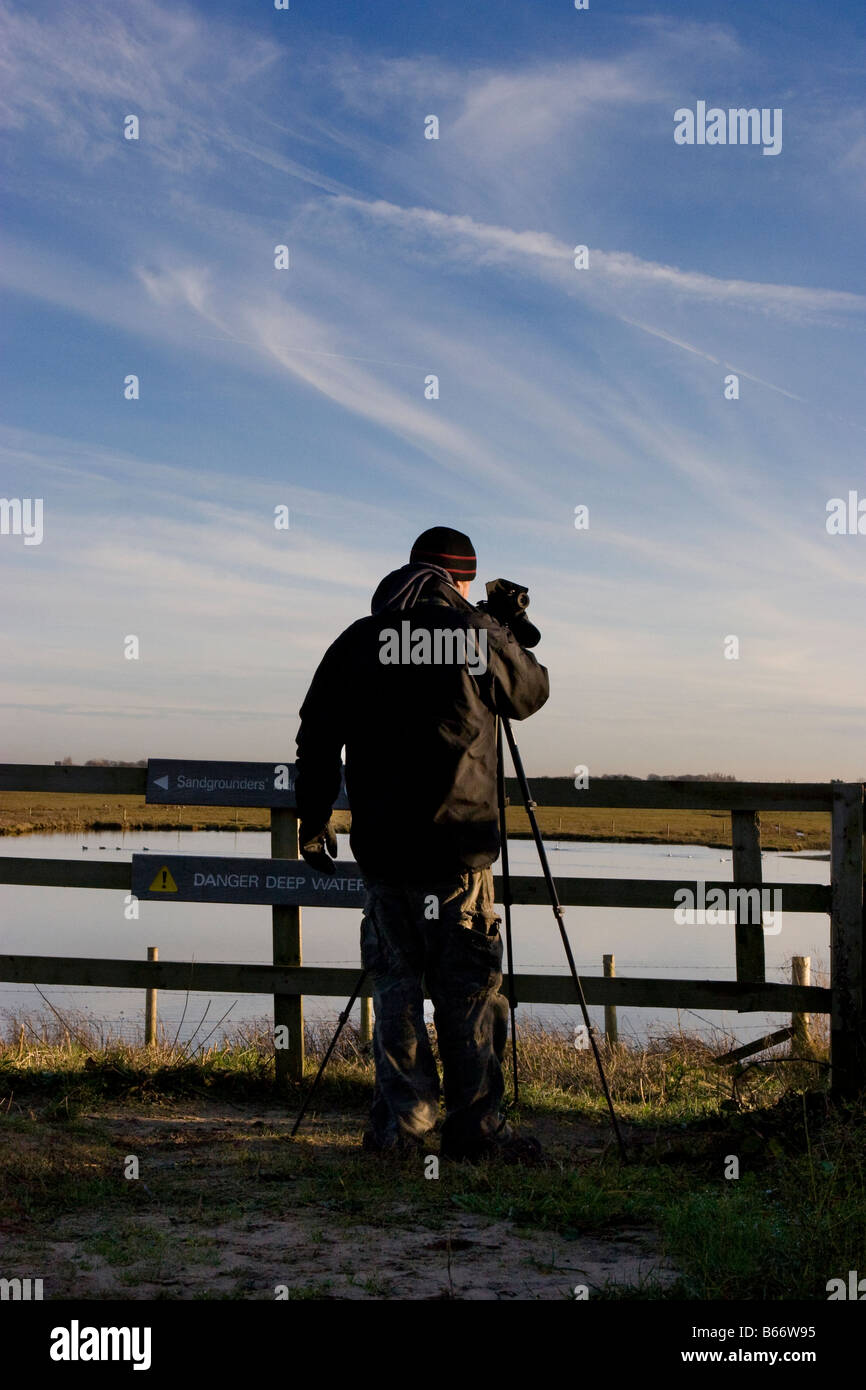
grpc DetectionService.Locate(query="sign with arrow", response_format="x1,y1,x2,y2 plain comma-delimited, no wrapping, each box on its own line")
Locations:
145,759,349,809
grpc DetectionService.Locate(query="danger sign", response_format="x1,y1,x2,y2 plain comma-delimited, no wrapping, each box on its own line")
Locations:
131,854,366,907
148,865,178,893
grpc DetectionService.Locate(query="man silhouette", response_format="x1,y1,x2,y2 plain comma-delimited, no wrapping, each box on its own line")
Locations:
294,527,549,1161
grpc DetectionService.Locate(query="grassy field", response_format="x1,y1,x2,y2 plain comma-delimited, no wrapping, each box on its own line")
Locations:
0,790,831,851
1,1010,862,1301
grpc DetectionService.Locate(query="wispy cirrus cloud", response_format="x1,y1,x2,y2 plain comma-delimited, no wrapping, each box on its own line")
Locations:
327,196,866,322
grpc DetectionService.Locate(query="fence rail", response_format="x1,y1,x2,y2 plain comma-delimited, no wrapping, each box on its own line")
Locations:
0,761,861,1096
0,857,832,913
0,956,829,1012
0,762,838,810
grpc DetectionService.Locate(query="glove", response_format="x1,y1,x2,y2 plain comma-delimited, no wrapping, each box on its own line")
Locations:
299,819,338,873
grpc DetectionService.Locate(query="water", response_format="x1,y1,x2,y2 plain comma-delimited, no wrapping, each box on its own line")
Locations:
0,830,830,1049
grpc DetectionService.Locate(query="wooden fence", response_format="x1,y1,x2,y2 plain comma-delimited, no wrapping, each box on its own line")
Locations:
0,762,862,1097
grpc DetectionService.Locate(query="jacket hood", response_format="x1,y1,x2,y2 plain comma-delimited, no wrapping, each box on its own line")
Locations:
371,561,458,616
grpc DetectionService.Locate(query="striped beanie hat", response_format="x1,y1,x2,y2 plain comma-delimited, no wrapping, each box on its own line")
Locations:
409,527,476,582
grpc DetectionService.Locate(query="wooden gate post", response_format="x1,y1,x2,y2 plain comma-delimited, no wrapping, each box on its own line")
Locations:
360,994,374,1046
830,784,864,1100
790,956,813,1057
145,946,158,1046
603,953,618,1045
731,809,765,1004
271,808,303,1086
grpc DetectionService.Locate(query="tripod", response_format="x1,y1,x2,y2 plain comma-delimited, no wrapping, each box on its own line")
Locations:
497,718,627,1161
291,719,627,1161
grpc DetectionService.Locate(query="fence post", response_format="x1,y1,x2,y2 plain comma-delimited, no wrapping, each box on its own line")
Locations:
731,809,765,1002
790,956,812,1057
603,953,617,1045
360,994,373,1046
145,946,158,1046
271,808,303,1087
830,784,864,1099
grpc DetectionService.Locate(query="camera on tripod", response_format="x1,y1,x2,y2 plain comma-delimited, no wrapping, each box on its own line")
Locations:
477,577,541,649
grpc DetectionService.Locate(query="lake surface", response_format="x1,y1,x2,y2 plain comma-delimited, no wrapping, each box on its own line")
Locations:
0,830,831,1049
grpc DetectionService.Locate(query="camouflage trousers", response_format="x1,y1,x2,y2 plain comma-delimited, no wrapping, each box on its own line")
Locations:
360,867,510,1153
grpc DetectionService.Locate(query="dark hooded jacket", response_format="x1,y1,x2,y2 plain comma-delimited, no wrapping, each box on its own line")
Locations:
294,562,550,883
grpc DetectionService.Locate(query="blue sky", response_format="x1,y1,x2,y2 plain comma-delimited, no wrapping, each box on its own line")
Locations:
1,0,865,778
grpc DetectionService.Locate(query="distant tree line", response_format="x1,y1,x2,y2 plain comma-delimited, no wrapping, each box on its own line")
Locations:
57,757,147,767
647,772,736,781
593,772,736,781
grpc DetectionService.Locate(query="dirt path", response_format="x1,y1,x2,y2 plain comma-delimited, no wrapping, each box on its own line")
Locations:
3,1101,678,1301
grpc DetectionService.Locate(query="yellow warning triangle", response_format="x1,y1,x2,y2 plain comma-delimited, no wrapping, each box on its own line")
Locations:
149,865,179,893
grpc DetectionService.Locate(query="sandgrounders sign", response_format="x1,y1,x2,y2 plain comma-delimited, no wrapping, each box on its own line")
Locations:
144,758,350,810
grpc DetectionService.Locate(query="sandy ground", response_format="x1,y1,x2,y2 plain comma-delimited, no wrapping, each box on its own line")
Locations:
40,1210,675,1301
2,1102,679,1301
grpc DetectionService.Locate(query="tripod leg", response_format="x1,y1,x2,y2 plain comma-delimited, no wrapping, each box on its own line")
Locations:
496,719,520,1106
290,970,368,1138
501,719,628,1163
